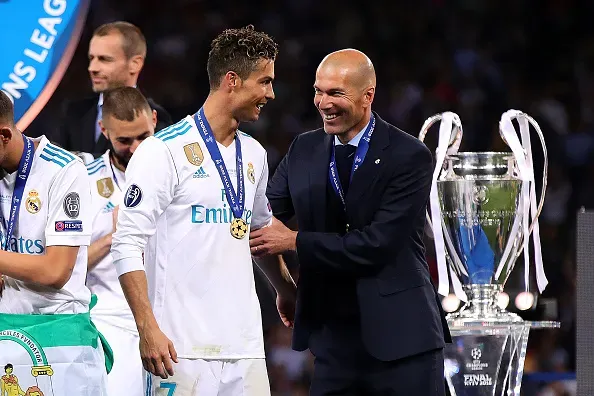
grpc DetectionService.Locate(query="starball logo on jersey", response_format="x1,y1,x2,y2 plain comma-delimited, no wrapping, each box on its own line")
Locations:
191,189,252,225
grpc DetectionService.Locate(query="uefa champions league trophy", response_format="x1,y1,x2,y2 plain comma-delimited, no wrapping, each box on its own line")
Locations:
419,110,559,395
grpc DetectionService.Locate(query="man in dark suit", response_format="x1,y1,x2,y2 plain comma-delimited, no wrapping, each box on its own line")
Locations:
250,49,450,395
50,21,172,158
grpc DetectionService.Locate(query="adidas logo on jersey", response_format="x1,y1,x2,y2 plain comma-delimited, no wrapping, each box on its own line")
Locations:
193,167,209,178
102,201,116,213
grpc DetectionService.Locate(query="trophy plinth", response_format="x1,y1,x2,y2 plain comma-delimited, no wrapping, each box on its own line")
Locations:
444,321,560,396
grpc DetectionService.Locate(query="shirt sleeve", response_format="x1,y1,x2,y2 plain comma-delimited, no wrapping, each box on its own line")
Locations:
111,137,177,276
250,151,272,230
45,159,93,247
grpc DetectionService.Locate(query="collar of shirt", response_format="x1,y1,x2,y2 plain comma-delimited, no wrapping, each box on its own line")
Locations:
333,118,371,147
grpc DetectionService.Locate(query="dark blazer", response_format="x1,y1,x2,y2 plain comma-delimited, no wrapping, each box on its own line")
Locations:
50,93,173,157
267,112,451,362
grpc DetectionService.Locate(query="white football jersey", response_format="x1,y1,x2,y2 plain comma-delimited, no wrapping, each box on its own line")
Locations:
111,115,272,359
85,151,137,332
0,136,93,314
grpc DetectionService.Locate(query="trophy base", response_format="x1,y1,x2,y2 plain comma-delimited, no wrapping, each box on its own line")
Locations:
444,320,559,396
446,284,523,325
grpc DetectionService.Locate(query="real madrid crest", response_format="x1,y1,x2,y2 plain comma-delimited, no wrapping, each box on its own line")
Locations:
184,142,204,166
247,162,255,184
25,190,41,214
97,177,114,198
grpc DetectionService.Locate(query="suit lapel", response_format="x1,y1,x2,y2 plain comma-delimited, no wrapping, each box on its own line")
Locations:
347,113,390,204
309,132,333,230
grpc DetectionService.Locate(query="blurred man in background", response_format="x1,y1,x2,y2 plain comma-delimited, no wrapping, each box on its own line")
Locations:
51,21,171,159
86,86,157,396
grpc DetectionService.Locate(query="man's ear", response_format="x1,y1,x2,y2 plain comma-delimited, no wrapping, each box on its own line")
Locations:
363,86,375,107
99,119,109,140
128,54,145,76
151,109,157,128
0,126,13,144
223,71,241,91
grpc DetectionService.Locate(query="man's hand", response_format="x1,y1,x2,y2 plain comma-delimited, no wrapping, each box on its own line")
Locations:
139,324,178,379
250,217,297,257
276,290,296,328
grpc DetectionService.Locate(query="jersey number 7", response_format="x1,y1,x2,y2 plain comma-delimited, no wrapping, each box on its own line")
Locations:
159,382,177,395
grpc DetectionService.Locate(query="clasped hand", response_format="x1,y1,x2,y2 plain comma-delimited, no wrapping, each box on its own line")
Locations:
249,217,297,257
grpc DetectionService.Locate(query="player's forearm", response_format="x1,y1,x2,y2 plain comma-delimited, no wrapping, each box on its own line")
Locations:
119,270,159,332
0,250,70,288
253,255,296,296
87,234,113,270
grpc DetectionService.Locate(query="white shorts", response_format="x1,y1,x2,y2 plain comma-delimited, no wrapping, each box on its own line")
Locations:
93,316,144,396
145,358,270,396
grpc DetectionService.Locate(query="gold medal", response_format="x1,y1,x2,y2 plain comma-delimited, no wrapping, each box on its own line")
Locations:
230,217,248,239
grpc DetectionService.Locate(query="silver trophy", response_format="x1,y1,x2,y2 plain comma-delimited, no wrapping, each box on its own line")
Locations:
419,111,559,395
419,110,549,322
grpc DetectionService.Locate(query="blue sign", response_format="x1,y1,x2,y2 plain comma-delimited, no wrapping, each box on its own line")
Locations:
0,0,90,129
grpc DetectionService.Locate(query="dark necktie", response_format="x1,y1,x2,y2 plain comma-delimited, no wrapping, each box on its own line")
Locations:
335,144,356,196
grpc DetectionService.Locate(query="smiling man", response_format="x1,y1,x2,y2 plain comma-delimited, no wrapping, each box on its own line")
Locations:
250,49,451,396
51,21,171,157
111,26,296,396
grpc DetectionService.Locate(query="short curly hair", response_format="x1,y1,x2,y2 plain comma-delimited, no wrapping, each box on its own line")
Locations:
207,25,278,89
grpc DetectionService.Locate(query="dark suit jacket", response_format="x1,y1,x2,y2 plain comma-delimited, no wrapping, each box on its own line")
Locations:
50,93,173,157
267,112,451,362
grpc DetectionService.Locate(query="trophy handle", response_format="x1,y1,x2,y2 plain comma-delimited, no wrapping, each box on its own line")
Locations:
418,113,469,285
418,113,463,229
524,114,548,234
497,110,548,293
512,114,548,260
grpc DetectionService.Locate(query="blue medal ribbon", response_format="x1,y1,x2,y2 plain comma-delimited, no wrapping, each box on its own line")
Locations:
193,108,245,220
109,160,121,190
4,135,34,251
328,114,376,210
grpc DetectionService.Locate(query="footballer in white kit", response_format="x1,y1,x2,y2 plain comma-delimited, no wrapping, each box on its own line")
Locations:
111,26,296,396
86,87,158,396
0,90,109,395
0,136,92,315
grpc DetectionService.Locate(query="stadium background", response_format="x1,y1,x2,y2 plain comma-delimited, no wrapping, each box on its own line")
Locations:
24,1,593,394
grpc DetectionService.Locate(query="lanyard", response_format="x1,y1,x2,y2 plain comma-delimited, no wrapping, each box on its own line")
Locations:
109,160,122,190
4,135,34,251
328,114,375,210
193,108,244,219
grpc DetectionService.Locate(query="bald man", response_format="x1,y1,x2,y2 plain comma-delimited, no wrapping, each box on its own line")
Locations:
249,49,450,395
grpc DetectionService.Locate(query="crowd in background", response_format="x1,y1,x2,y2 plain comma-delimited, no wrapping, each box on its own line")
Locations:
25,1,594,394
